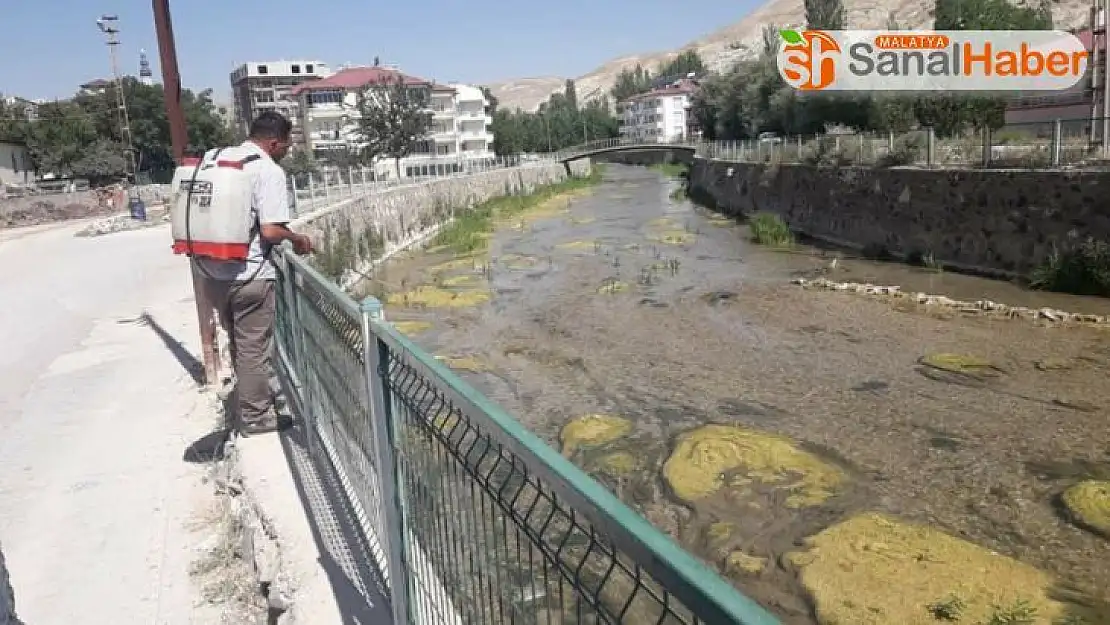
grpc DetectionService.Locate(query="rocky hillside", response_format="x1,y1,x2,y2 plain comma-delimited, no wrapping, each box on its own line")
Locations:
487,0,1091,112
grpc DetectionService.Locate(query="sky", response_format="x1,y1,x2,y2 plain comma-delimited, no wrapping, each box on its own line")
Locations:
2,0,762,102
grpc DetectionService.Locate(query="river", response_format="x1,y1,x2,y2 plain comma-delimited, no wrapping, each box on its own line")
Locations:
357,163,1110,624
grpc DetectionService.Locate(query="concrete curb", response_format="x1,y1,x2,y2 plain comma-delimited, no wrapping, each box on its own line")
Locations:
202,400,300,623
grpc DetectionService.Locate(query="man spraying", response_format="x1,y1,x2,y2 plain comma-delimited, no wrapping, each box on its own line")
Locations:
170,111,314,436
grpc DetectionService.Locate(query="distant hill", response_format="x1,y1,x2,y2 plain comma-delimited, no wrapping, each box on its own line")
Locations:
486,0,1091,112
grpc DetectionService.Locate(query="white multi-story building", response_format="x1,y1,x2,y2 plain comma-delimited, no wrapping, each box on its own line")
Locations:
618,79,698,143
293,66,495,179
229,60,331,143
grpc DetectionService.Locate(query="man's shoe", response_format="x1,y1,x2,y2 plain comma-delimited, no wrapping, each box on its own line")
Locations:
240,415,294,437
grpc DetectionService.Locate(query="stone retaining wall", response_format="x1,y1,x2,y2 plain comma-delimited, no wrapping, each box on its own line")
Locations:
292,161,590,277
688,158,1110,277
0,542,20,625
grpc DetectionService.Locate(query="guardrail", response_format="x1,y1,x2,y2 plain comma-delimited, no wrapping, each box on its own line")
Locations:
272,177,781,624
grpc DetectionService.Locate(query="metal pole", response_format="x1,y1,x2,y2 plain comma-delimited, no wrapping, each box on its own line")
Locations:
153,0,219,386
1090,1,1100,145
359,296,413,625
1103,0,1110,156
97,17,137,187
1051,119,1063,166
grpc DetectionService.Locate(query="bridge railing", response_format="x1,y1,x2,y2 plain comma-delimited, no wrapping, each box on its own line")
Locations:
273,244,781,625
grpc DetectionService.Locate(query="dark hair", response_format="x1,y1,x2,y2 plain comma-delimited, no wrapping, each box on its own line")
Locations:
249,111,292,141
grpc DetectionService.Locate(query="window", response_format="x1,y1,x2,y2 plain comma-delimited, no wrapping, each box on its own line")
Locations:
306,64,314,73
291,64,301,74
257,64,269,75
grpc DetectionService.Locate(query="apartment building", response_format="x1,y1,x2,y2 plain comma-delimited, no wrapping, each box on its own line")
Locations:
293,66,495,179
618,79,697,143
229,60,331,142
2,96,41,122
1004,23,1106,127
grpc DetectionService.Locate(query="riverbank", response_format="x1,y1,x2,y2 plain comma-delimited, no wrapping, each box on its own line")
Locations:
365,164,1110,624
686,157,1110,298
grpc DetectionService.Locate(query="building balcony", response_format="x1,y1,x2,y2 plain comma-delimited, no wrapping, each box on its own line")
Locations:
430,131,458,143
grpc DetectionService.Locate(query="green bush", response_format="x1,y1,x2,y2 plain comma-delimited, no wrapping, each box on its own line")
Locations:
1029,239,1110,297
748,212,793,247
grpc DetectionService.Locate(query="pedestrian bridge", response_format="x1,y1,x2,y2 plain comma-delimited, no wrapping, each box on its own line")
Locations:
556,138,698,164
272,153,780,625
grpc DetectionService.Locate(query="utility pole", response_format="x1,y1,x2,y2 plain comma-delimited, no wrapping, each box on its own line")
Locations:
153,0,220,386
96,15,137,187
1102,0,1109,157
581,87,603,145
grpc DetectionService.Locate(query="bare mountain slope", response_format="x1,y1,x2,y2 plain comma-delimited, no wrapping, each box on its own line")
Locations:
487,0,1090,112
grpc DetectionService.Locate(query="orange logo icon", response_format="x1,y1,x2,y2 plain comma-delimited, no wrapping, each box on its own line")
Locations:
778,29,841,91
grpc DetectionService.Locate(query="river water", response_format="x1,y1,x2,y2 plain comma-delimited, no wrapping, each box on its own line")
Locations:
358,164,1110,623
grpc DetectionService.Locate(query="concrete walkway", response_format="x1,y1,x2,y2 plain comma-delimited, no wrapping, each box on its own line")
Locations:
0,220,221,624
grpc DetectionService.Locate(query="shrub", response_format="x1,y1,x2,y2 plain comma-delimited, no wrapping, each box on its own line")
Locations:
748,212,793,247
1029,239,1110,297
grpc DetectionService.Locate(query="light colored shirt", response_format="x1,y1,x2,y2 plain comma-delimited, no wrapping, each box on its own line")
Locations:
195,140,291,282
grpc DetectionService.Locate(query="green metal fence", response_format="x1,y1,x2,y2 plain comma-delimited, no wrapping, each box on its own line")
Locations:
273,246,781,625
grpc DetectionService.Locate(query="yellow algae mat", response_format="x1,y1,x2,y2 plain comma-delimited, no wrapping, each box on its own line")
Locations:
787,512,1065,625
663,424,844,509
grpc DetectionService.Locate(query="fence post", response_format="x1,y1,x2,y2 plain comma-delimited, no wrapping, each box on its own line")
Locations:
308,173,316,211
324,171,331,202
348,167,355,196
926,127,936,167
981,127,992,168
359,296,413,625
1051,119,1062,167
282,249,316,459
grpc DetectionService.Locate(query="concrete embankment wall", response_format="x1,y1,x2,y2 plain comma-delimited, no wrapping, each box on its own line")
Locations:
292,161,591,274
688,157,1110,277
1,542,20,625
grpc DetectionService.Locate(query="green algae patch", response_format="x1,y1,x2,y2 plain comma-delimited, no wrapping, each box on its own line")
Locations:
560,414,633,457
500,253,541,270
440,274,485,288
787,512,1065,625
557,240,602,252
391,320,433,337
662,424,844,508
646,230,696,246
569,216,596,225
434,355,488,373
596,452,638,476
920,352,1004,378
707,521,736,543
1061,480,1110,538
596,280,630,295
647,217,676,228
707,215,735,227
388,286,490,309
725,551,767,576
429,255,486,274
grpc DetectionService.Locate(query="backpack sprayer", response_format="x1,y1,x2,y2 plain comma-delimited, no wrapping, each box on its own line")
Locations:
169,148,273,285
170,149,261,261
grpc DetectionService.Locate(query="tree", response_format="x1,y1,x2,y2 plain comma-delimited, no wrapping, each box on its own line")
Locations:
805,0,846,29
70,139,129,186
355,76,433,179
479,86,499,116
657,49,707,81
282,149,320,187
920,0,1053,135
611,64,653,102
564,79,578,110
32,77,234,181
